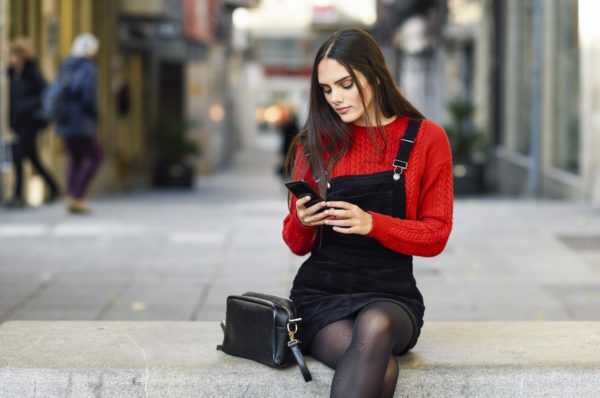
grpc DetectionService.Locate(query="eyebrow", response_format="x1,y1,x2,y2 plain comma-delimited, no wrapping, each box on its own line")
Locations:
319,75,352,86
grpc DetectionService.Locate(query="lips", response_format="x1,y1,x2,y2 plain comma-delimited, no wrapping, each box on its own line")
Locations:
336,106,351,115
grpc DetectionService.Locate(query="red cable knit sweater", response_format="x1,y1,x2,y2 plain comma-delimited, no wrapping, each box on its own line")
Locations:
282,116,453,257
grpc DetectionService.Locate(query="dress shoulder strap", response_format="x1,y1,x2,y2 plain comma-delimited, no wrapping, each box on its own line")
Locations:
392,118,422,180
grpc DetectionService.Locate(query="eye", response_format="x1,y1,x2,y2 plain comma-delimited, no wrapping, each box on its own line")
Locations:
342,81,354,89
322,87,331,95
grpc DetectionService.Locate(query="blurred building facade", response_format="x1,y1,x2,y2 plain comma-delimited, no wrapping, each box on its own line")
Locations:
231,0,382,147
0,0,247,201
117,0,243,177
2,0,599,204
389,0,600,204
0,0,10,199
1,0,149,199
475,0,600,203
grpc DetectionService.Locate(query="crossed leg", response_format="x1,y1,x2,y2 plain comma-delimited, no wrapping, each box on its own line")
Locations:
309,301,414,398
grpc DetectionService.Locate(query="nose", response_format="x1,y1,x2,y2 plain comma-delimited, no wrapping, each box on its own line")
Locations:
330,88,343,104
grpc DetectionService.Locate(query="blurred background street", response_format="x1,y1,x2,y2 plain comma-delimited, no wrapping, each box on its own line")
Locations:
1,137,600,323
1,0,600,323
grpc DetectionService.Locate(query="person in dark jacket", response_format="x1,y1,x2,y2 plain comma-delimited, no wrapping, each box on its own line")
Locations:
55,33,103,214
277,105,300,178
6,37,59,208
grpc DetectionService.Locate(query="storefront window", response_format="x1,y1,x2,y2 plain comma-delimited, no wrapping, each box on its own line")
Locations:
552,0,579,173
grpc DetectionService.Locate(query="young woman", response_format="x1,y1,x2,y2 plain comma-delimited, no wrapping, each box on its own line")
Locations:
6,37,59,208
282,28,453,397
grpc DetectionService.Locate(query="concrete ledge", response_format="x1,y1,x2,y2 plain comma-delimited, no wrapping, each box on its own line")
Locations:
1,321,600,397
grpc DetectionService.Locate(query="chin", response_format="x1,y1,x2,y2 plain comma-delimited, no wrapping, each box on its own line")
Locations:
340,112,362,124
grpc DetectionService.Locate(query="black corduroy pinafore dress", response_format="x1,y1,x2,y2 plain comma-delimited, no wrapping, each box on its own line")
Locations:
290,119,425,354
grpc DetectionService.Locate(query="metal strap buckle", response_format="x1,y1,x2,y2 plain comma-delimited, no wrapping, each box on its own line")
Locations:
393,160,408,169
287,318,301,342
287,320,299,335
392,160,408,180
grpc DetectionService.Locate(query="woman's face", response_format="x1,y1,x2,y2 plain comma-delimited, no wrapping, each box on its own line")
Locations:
317,58,374,126
9,52,23,69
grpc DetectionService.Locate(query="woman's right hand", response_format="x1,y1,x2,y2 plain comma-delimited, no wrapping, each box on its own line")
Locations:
296,196,328,227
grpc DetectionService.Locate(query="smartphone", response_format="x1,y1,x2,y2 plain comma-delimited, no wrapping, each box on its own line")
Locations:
285,179,326,210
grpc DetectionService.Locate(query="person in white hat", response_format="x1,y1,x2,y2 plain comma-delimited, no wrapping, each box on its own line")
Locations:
53,33,102,214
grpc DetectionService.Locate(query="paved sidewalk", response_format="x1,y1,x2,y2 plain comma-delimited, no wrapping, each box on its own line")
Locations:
1,138,600,323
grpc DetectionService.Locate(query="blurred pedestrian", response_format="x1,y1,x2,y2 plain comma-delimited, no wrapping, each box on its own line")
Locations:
5,37,59,208
54,33,102,214
283,28,453,397
277,105,300,178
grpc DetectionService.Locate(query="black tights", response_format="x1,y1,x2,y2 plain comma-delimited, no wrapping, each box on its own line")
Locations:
11,130,58,199
309,301,414,398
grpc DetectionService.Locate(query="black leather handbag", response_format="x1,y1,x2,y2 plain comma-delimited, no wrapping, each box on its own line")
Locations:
216,292,312,382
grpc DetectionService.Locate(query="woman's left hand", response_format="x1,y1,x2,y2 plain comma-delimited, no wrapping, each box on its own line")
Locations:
322,201,373,235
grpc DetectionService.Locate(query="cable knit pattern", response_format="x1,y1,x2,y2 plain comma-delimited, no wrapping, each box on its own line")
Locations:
282,116,453,257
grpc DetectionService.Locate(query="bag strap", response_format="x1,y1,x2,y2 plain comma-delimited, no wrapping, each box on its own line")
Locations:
286,318,312,382
216,320,226,351
288,339,312,382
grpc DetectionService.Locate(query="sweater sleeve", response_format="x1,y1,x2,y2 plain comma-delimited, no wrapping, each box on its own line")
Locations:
282,144,318,255
366,122,454,257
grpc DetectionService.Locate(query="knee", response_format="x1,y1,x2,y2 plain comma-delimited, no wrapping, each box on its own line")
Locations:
357,310,394,345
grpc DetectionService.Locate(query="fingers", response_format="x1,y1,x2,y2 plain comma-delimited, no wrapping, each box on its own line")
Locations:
332,226,358,234
295,195,312,209
303,209,328,225
325,201,354,210
296,196,326,214
296,196,328,226
306,200,327,214
295,199,371,233
323,208,350,219
321,201,372,235
324,217,354,227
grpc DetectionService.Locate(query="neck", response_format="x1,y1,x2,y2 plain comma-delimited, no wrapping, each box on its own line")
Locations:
353,113,397,127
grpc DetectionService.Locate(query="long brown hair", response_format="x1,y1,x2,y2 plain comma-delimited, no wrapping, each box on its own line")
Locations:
286,28,424,195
